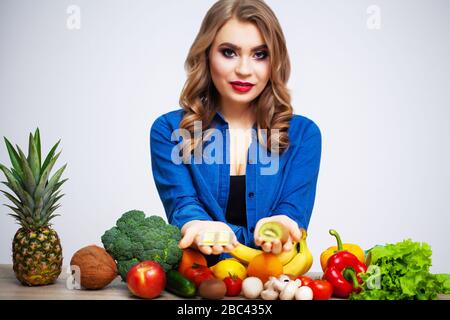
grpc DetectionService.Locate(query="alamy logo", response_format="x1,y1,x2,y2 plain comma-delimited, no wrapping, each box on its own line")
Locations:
367,5,381,30
66,265,81,290
66,5,81,30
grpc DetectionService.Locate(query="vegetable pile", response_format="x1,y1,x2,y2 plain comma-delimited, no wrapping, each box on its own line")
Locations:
101,210,183,280
96,217,449,301
350,239,450,300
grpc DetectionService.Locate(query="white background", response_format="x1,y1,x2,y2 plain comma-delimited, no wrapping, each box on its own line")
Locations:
1,0,449,273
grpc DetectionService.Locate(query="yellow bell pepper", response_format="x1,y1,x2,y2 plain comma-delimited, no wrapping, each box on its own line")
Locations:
320,229,365,271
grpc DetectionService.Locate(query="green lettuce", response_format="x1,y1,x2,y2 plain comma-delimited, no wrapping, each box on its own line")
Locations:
350,239,450,300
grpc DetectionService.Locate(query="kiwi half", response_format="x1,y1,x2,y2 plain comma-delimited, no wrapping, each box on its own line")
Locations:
258,222,289,242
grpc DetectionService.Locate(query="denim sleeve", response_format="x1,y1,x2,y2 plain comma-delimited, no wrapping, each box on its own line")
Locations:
150,115,213,230
269,121,322,230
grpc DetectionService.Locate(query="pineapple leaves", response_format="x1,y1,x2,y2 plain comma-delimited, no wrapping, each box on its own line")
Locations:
34,153,62,202
53,178,68,193
4,137,23,177
1,191,33,222
45,213,61,225
0,165,34,209
42,190,63,216
28,133,40,184
0,164,15,185
34,128,42,167
3,137,24,181
33,194,44,224
4,204,30,228
15,145,36,193
43,178,67,204
40,188,65,224
47,204,61,217
1,190,22,208
0,190,32,226
41,140,60,175
41,204,61,225
11,169,23,186
45,163,66,194
1,181,35,210
1,129,66,227
7,214,30,229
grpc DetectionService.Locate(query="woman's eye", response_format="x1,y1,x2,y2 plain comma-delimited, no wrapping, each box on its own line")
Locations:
220,48,268,60
221,48,236,58
255,51,268,60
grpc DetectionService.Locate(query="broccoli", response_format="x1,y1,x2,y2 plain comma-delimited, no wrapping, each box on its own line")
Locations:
101,210,183,280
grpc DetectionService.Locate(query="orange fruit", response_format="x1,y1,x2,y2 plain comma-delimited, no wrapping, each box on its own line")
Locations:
246,252,283,283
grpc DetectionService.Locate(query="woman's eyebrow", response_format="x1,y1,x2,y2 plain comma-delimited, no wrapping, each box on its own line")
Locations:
218,42,268,51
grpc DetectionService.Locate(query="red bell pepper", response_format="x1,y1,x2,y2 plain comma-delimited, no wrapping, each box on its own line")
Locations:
322,230,367,298
184,263,214,288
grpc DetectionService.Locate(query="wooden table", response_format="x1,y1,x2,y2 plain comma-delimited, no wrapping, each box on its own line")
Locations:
0,265,448,300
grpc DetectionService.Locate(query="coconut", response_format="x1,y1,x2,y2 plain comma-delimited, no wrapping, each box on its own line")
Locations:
70,245,118,290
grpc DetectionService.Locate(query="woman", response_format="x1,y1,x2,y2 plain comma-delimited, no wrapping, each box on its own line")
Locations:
150,0,321,263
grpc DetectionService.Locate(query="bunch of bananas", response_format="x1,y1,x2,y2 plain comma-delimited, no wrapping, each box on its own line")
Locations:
230,229,313,277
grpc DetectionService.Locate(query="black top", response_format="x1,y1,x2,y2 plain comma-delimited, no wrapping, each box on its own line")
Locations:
205,175,247,267
225,175,247,227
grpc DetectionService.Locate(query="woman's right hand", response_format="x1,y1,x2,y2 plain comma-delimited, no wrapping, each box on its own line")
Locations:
178,220,239,255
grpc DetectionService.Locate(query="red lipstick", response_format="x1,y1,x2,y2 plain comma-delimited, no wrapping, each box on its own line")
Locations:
230,81,255,93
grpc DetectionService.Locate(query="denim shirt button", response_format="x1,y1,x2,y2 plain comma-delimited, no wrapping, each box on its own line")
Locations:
248,192,255,198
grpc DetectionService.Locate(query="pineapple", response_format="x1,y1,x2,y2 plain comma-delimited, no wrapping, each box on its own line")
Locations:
0,128,67,286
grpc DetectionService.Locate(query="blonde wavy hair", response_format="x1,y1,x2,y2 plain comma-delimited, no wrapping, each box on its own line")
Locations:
179,0,293,161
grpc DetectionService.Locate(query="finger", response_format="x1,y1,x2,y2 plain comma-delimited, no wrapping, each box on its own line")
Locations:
211,245,224,255
227,234,239,247
223,244,236,253
178,227,198,249
290,227,302,243
199,245,212,255
224,237,239,252
254,236,263,247
283,238,293,252
271,239,282,254
262,241,272,253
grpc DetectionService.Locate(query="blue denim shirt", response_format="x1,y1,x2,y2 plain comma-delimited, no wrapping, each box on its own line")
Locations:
150,108,322,249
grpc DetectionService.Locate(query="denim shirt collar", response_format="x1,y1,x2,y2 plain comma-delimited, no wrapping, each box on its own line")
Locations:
213,110,257,130
213,111,227,125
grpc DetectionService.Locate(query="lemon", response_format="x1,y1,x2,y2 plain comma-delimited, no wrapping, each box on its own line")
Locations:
210,259,247,280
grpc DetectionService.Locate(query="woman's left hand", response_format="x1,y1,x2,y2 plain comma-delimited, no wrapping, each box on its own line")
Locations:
254,215,302,254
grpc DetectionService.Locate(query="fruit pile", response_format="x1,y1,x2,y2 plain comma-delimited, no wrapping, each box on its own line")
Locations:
146,227,359,300
122,223,332,300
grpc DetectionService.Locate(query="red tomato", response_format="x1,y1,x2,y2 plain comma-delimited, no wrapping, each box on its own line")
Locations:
126,261,166,299
184,263,215,287
296,276,313,287
308,279,333,300
223,275,243,296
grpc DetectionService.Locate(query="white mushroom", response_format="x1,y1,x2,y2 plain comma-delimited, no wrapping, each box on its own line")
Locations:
293,279,302,287
261,289,279,300
278,274,291,283
279,280,298,300
242,277,264,299
264,276,278,290
295,286,314,300
274,275,291,292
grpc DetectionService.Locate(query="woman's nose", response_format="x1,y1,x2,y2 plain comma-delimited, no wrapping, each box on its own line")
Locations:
235,57,252,76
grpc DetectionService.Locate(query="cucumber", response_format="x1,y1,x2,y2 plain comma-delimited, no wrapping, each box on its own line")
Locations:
165,270,196,298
